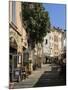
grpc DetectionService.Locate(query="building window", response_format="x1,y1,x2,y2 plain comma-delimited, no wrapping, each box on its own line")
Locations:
12,1,16,24
54,35,58,42
45,39,48,44
29,4,34,9
55,52,56,54
21,38,23,42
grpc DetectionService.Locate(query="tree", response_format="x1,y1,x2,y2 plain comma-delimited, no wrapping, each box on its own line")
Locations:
21,2,50,49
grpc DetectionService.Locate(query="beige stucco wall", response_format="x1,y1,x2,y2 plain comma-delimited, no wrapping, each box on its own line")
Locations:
9,1,28,53
16,2,22,34
43,28,64,57
9,1,12,23
52,30,63,57
16,2,28,48
22,27,28,48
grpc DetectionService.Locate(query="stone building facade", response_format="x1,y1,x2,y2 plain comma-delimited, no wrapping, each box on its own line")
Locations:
43,27,64,63
9,1,28,82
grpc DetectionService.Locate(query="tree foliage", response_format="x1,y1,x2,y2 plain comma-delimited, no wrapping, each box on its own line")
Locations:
21,2,50,48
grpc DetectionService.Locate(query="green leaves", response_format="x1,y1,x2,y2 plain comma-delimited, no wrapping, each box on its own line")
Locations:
21,2,50,48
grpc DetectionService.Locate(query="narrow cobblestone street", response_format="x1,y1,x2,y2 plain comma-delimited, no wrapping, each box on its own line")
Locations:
13,64,66,89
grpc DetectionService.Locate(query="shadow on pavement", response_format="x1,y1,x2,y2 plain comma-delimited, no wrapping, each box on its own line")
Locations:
33,64,66,87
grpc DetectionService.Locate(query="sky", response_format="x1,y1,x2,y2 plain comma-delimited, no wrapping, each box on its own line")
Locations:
43,3,66,30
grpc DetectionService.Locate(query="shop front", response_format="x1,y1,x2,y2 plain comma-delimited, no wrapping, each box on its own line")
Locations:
9,36,23,82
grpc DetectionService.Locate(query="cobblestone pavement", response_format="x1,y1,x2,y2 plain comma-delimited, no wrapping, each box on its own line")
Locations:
13,64,66,89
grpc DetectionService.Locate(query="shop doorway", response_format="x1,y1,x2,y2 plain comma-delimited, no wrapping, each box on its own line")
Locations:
9,52,22,82
9,37,22,82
